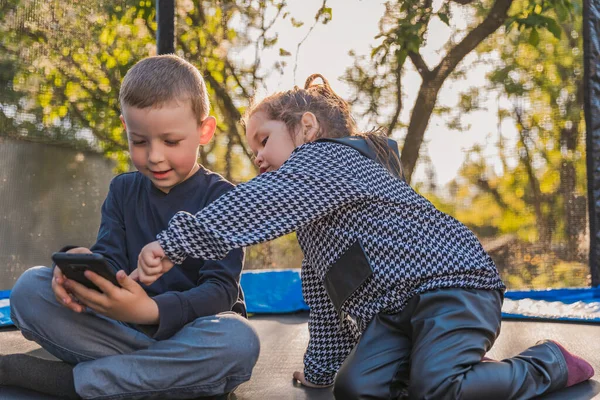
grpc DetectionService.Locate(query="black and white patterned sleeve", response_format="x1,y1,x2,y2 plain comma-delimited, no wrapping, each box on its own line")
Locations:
301,264,361,385
157,142,370,264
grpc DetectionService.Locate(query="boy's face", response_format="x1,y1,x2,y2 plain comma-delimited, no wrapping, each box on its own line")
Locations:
121,101,215,193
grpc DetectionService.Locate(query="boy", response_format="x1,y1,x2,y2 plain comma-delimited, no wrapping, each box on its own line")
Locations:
5,55,259,400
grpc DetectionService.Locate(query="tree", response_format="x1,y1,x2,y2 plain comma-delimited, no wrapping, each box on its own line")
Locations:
454,0,586,258
343,0,572,183
0,0,329,270
0,0,331,183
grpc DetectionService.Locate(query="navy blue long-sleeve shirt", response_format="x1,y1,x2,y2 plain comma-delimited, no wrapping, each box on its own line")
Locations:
89,168,245,340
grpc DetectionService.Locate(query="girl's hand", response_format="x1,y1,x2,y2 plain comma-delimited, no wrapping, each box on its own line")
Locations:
132,241,174,285
292,371,332,388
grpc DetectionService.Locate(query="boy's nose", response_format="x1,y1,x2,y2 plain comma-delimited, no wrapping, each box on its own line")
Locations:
148,147,165,164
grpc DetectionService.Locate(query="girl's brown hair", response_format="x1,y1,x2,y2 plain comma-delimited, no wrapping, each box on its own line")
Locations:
245,74,401,175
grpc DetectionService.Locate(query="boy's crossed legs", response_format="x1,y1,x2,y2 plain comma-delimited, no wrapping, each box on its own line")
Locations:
7,266,260,400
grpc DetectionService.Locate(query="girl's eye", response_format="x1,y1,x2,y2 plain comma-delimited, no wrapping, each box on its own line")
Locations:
131,140,146,145
261,136,269,146
165,140,180,146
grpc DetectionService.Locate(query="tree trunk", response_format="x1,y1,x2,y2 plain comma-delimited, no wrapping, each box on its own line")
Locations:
400,0,514,183
400,81,439,182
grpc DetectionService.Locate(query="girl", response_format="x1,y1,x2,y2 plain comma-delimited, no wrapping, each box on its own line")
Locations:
136,74,593,399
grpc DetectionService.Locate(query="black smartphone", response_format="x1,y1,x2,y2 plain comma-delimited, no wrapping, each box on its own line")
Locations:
51,252,121,292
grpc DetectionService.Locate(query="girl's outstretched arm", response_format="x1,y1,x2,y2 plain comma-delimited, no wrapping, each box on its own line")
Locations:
157,142,370,264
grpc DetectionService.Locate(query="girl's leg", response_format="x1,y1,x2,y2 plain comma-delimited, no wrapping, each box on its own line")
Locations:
407,288,582,400
334,312,411,400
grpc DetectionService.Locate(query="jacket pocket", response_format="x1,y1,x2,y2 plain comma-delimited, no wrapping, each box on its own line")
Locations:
324,239,373,320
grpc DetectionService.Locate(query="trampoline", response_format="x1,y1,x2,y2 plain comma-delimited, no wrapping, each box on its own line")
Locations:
1,0,600,399
2,313,600,399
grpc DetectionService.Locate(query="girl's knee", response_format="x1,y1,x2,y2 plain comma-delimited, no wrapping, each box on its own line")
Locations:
333,363,364,400
409,377,456,400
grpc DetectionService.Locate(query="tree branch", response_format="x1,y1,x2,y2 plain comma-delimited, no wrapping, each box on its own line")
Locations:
294,0,328,85
386,62,403,136
409,51,430,79
434,0,513,84
476,178,510,209
203,70,255,161
450,0,477,4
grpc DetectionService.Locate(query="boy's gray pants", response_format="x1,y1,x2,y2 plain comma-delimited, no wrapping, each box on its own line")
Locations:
334,288,569,400
10,266,261,400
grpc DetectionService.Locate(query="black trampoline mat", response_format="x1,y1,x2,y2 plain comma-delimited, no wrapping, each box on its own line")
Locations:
1,313,600,399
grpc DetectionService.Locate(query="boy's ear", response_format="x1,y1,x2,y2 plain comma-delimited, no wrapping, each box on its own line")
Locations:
198,116,216,145
119,115,127,131
300,112,319,142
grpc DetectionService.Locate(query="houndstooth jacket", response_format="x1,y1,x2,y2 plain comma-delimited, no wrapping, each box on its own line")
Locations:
157,140,506,385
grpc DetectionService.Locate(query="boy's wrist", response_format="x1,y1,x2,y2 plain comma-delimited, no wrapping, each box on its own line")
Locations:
134,297,160,325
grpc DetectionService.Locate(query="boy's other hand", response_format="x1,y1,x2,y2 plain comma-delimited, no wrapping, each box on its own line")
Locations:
51,247,91,313
136,241,174,285
63,270,159,324
292,371,332,388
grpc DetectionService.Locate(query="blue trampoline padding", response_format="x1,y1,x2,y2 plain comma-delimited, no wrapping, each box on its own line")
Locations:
240,269,600,322
240,270,309,314
0,290,12,327
2,271,600,326
504,287,600,303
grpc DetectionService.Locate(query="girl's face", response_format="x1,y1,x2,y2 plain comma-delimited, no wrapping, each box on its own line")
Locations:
245,111,305,173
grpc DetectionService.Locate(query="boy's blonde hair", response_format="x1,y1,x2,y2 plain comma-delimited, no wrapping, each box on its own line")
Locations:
119,55,210,123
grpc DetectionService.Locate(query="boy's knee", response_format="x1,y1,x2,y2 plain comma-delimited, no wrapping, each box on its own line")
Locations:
218,313,260,369
10,266,53,323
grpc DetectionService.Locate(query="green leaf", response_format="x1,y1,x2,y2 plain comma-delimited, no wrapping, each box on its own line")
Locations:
315,6,332,24
438,12,450,26
529,28,540,46
290,17,304,28
545,18,562,39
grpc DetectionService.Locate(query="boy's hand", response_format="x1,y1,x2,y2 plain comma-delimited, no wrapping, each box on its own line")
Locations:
292,371,332,388
134,241,174,285
63,270,159,325
52,247,91,313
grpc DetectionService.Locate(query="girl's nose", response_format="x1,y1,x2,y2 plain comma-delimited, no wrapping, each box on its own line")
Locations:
254,153,263,167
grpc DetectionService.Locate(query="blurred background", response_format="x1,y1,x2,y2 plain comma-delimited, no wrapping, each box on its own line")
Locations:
0,0,593,290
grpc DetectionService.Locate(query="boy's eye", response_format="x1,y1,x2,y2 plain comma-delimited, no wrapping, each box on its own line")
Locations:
131,140,146,145
261,136,269,146
165,140,181,146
